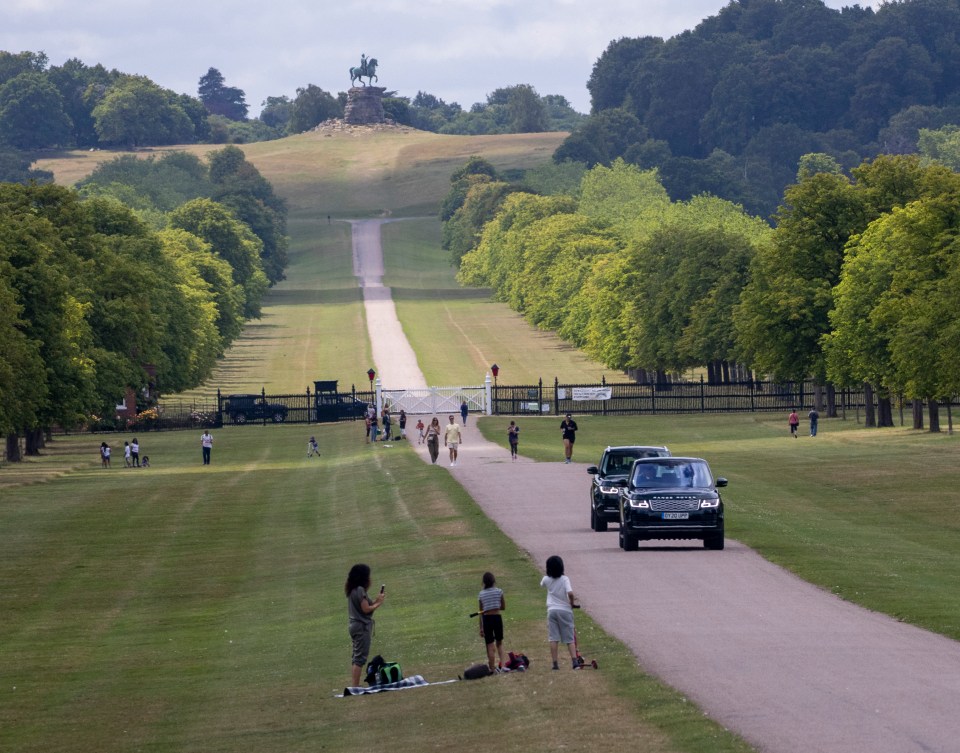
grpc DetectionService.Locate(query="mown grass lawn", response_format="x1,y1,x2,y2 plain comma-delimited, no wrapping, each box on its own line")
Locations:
477,412,960,641
0,426,751,753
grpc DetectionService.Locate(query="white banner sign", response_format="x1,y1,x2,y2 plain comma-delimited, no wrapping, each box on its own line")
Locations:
571,387,612,401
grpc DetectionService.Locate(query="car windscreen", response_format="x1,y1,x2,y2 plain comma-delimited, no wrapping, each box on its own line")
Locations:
601,450,666,475
631,460,713,488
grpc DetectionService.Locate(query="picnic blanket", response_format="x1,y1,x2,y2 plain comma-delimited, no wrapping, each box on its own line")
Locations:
337,675,458,697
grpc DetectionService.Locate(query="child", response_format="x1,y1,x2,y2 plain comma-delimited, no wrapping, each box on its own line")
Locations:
141,456,150,468
540,555,579,670
399,410,407,440
507,421,520,461
416,418,425,444
100,442,109,468
788,409,799,438
123,441,132,467
478,572,506,672
307,436,319,457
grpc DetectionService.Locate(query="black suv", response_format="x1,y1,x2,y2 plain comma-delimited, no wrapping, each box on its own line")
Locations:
616,457,726,550
224,394,288,424
587,445,671,532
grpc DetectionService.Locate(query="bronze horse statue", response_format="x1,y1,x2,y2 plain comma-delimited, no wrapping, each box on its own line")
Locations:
349,56,378,87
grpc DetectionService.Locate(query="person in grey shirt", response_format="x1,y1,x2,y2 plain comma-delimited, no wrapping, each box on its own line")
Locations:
345,563,386,687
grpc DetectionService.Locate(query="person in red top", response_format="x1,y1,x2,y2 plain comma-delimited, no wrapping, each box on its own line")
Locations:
788,410,799,438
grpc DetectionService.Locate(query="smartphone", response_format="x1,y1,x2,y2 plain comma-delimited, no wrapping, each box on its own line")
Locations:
379,584,385,594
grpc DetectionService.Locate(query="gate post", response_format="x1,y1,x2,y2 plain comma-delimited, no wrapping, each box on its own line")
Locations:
484,374,492,416
375,378,383,416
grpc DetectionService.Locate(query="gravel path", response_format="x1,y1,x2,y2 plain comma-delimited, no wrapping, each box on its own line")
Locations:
352,219,960,753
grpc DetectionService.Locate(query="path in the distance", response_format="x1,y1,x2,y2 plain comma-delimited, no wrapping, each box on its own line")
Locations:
350,219,960,753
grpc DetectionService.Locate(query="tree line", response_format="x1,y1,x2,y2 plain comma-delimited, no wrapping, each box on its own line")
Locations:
0,147,288,459
0,49,584,177
445,150,960,431
557,0,960,218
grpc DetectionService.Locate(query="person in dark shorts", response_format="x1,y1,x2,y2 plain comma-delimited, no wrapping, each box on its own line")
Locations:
560,413,578,464
508,421,520,461
478,572,506,672
345,563,386,687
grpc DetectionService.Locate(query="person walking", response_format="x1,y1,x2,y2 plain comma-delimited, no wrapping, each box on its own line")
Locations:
508,420,520,461
345,563,386,688
416,418,425,445
201,430,213,464
398,410,407,440
369,411,379,443
425,417,441,463
478,572,506,673
540,555,580,670
123,441,132,468
460,399,469,427
307,436,319,457
131,438,140,467
560,413,578,464
381,408,391,441
808,408,819,437
100,442,111,468
445,414,462,467
788,410,799,438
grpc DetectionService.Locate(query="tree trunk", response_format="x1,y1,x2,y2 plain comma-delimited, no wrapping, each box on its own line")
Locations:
706,361,717,385
912,400,924,430
864,383,876,427
813,383,825,413
826,384,837,418
25,427,43,456
6,433,21,462
929,399,941,433
721,360,730,384
877,395,894,427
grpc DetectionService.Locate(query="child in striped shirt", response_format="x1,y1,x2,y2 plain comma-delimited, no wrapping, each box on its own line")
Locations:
478,572,506,672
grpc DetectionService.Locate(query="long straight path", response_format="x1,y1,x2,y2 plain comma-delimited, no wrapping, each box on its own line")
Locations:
350,219,960,753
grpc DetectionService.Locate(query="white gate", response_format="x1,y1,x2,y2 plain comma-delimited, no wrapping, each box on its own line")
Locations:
378,383,488,416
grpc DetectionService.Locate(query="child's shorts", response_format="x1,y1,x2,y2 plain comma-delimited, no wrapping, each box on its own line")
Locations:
547,609,575,644
481,614,504,645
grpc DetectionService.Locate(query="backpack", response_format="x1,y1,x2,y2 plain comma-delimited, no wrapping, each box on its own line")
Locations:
504,651,530,671
365,655,402,685
462,663,492,680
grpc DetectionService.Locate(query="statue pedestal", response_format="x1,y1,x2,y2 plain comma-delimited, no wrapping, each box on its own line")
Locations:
344,87,386,125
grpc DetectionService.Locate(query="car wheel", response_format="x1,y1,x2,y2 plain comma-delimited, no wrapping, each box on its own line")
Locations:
619,528,638,551
233,413,247,425
590,506,597,531
272,411,286,423
595,514,608,533
704,532,724,550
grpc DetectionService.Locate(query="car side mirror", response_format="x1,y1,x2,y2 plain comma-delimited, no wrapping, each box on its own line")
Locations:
715,477,728,487
587,466,599,475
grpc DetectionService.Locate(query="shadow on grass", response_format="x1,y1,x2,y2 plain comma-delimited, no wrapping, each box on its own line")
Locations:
390,287,493,301
266,288,361,305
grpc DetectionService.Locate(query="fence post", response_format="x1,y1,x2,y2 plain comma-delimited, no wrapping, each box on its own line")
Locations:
554,376,560,416
216,388,222,426
306,386,312,424
484,374,492,416
538,378,543,416
261,386,267,426
651,382,655,415
601,375,607,416
750,380,755,413
375,378,383,415
700,375,705,413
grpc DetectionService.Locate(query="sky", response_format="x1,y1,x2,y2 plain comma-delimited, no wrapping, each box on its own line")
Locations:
3,0,880,116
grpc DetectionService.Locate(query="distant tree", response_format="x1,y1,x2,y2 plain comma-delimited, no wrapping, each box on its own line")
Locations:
0,72,73,149
0,149,53,184
46,58,117,147
797,153,844,181
287,84,342,133
0,51,48,86
918,125,960,171
259,95,293,130
92,76,196,147
554,109,647,166
506,84,548,133
197,67,248,121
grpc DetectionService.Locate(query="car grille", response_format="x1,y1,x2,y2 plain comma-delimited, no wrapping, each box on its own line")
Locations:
648,496,702,512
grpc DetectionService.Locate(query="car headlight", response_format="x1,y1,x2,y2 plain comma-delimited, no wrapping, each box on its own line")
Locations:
628,498,650,509
599,485,619,494
700,498,720,509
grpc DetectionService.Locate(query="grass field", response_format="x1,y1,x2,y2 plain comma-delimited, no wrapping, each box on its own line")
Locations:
0,428,750,753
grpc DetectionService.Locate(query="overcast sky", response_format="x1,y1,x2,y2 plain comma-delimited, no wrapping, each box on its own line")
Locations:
4,0,880,116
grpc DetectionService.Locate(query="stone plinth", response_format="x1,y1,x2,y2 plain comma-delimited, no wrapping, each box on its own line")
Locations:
344,86,386,125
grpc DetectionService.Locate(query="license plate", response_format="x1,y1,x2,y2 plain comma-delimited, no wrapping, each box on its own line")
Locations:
662,512,689,520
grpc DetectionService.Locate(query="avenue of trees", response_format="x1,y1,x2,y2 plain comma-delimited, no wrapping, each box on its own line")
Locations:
446,151,960,431
0,147,289,458
557,0,960,218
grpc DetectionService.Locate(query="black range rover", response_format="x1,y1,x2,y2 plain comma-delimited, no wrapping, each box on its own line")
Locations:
587,445,671,532
616,457,726,550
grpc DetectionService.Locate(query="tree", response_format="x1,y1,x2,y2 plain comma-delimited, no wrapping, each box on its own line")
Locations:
0,72,73,149
259,95,293,130
0,149,53,184
287,84,342,133
92,76,196,147
198,67,248,121
504,84,548,133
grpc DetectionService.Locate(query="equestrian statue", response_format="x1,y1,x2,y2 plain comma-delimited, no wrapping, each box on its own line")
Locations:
349,54,379,87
